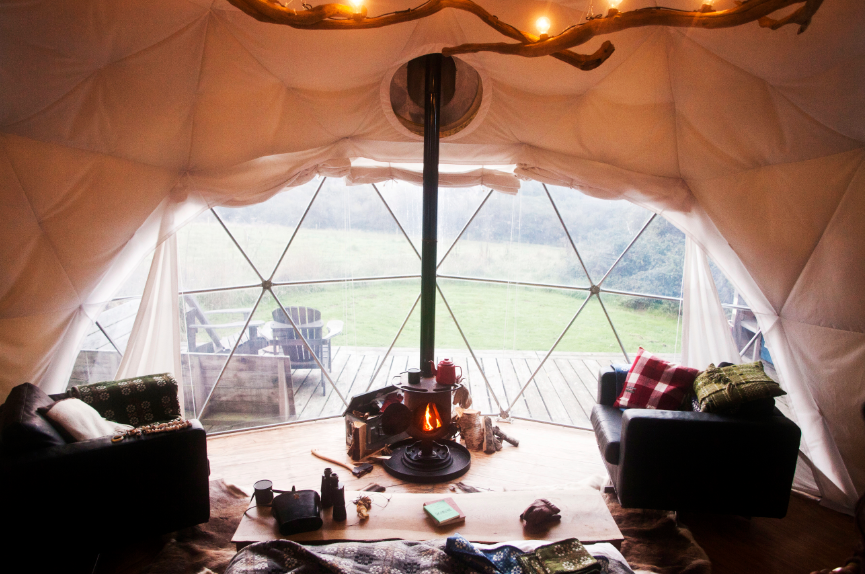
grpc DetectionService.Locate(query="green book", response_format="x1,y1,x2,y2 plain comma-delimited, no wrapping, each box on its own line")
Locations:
423,498,465,525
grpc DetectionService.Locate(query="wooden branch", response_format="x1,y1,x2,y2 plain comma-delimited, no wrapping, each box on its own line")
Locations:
226,0,826,72
758,0,825,33
483,416,496,454
442,0,818,60
493,425,519,447
226,0,615,70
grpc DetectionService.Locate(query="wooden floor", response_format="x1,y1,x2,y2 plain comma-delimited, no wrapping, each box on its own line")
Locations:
202,347,631,432
208,418,858,574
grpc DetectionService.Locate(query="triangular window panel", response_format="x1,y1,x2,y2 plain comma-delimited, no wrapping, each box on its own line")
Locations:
68,321,123,389
438,183,590,287
273,179,421,283
546,184,652,285
181,287,269,429
213,177,321,280
602,215,686,299
375,180,491,262
272,278,421,406
433,279,590,420
544,295,628,427
177,209,261,292
389,285,506,414
598,293,682,359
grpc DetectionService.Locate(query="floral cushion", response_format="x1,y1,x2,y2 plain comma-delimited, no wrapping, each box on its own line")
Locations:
692,361,785,413
613,348,701,410
69,373,181,426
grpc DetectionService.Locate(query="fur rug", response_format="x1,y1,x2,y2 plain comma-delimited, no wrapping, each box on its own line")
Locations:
604,494,711,574
142,480,251,574
138,480,709,574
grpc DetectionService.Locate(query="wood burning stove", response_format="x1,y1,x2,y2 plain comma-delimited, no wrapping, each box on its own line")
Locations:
382,375,471,482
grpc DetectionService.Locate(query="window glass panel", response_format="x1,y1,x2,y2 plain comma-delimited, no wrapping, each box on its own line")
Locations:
177,210,261,291
180,287,265,429
273,278,421,398
602,216,686,299
598,293,683,359
439,185,589,286
546,185,650,285
213,177,320,280
273,179,420,283
376,180,492,261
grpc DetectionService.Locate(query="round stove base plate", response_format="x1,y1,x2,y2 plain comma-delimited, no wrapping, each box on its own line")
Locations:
382,438,471,484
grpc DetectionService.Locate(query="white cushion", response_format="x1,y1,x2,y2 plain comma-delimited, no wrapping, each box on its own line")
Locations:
43,398,133,441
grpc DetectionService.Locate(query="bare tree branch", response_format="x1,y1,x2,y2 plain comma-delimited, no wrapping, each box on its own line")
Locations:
226,0,827,71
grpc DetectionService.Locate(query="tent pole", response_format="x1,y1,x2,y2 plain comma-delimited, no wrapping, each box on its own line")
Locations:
420,53,442,376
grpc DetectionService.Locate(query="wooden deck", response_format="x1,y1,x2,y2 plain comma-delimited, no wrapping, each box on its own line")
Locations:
198,346,639,433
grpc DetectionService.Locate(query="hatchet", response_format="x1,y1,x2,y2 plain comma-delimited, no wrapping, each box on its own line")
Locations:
311,449,374,478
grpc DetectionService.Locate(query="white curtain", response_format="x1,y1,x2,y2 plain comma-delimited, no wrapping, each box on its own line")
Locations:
681,237,741,369
115,233,183,414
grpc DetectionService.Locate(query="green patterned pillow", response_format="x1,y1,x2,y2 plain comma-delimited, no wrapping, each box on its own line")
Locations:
70,373,181,426
693,362,785,414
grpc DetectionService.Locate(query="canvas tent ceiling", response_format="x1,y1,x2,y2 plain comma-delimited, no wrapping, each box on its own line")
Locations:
1,0,863,511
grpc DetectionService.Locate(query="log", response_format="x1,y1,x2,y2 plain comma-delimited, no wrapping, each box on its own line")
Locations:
483,416,496,454
459,409,483,451
493,425,519,447
494,436,502,451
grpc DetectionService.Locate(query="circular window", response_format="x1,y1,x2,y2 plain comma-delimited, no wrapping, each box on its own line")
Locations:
389,56,483,139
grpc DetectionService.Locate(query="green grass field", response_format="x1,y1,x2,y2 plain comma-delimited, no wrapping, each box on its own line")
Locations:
178,222,683,355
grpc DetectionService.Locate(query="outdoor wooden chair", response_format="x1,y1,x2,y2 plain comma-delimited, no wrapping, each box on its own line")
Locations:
267,307,343,395
184,295,266,354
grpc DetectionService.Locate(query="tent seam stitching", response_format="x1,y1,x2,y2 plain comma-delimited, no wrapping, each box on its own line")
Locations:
778,152,865,325
533,28,664,152
212,11,340,143
0,134,83,307
669,28,864,147
184,12,213,171
683,147,865,184
2,10,211,131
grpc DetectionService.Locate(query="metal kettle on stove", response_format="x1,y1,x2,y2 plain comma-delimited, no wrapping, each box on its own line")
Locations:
426,358,462,385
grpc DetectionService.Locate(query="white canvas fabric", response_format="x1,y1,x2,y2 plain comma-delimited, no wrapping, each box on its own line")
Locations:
681,237,741,370
1,0,864,510
115,233,185,415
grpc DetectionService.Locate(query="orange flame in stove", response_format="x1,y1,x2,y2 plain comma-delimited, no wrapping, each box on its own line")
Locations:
423,403,443,432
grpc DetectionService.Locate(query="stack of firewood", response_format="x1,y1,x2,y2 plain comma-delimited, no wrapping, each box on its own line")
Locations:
458,409,519,454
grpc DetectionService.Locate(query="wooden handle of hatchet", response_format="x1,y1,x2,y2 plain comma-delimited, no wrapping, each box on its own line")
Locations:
311,449,356,472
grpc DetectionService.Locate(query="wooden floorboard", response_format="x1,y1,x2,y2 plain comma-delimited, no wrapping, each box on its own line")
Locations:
201,348,617,431
205,418,859,574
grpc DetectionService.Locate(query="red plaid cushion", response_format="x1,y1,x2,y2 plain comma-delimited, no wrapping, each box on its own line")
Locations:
613,348,700,410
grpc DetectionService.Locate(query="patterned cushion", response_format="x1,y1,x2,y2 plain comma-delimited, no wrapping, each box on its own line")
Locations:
693,361,785,413
70,373,181,426
613,348,700,410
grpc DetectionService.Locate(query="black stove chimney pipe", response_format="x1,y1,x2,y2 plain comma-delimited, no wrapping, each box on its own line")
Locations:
420,54,442,376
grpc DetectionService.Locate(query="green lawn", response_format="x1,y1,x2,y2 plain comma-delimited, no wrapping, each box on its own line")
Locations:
179,222,682,356
198,280,681,355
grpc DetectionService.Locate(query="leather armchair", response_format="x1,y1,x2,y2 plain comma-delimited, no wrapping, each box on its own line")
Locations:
0,389,210,552
591,364,801,518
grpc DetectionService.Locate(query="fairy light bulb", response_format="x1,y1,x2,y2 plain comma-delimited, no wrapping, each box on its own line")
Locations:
608,0,622,8
349,0,363,13
536,16,551,35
